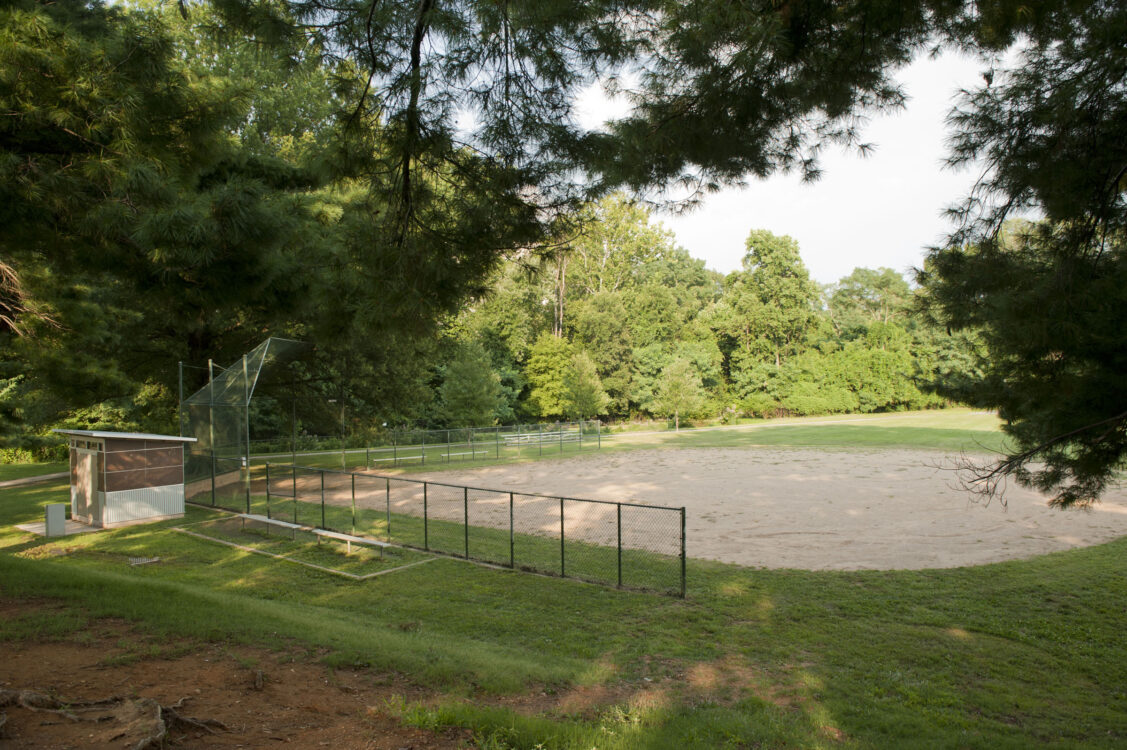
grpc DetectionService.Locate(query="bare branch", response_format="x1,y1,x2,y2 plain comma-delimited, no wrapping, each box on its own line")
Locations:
942,410,1127,506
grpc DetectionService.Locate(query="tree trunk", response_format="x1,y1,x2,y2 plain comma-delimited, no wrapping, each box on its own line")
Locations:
554,252,568,337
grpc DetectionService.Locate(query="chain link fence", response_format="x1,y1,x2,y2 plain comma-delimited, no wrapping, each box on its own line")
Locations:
220,462,686,596
188,420,604,511
236,420,603,473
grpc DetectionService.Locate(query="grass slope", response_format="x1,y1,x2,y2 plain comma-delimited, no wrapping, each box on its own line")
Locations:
3,414,1126,748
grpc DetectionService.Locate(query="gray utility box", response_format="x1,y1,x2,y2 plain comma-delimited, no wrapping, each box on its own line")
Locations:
44,503,67,537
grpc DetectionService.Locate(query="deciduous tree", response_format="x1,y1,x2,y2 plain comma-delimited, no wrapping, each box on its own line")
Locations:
652,359,706,431
562,352,610,420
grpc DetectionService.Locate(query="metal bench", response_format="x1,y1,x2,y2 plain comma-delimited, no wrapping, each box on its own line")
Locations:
240,513,303,538
501,431,582,446
312,527,389,556
238,513,387,556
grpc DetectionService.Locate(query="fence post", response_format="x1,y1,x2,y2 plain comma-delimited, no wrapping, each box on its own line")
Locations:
495,426,500,459
559,422,563,453
509,492,514,568
351,473,356,535
617,503,622,588
560,497,566,577
320,471,326,529
579,421,583,450
292,466,298,527
469,429,474,460
597,419,601,449
680,507,687,598
423,482,429,550
447,429,452,463
421,430,426,466
539,423,543,457
208,359,215,507
385,476,391,540
265,462,271,520
463,487,469,558
393,431,397,466
365,444,370,470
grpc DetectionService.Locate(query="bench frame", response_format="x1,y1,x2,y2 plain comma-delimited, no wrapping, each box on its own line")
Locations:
239,513,388,556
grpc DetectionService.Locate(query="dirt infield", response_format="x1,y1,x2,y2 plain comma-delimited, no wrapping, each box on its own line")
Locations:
394,447,1127,571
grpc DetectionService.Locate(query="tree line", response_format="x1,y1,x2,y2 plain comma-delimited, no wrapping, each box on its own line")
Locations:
432,194,981,429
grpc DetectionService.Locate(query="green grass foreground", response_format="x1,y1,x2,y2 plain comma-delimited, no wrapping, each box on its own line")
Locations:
240,491,683,594
0,461,67,482
3,414,1126,748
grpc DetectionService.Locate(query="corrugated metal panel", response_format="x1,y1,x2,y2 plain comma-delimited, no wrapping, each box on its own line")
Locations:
103,485,184,525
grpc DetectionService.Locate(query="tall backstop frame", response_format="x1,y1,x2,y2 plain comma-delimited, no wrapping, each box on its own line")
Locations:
179,337,307,508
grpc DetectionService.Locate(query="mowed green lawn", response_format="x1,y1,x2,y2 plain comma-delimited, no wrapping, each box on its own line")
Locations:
0,461,67,482
3,412,1126,748
601,408,1010,454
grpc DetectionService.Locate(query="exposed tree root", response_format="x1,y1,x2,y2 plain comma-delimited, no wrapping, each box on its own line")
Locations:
0,688,227,748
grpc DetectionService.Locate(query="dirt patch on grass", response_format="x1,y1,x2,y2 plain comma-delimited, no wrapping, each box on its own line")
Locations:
0,599,468,749
396,447,1127,570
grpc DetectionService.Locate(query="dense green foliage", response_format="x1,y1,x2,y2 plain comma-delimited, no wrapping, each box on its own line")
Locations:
0,0,551,450
438,342,503,427
449,196,976,425
918,2,1127,506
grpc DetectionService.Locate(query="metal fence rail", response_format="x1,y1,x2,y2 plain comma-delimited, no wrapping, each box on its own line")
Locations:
235,462,686,596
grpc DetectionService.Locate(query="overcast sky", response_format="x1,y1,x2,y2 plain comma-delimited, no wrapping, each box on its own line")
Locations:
577,52,988,284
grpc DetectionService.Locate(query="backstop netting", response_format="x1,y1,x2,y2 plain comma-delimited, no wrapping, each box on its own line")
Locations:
181,337,306,507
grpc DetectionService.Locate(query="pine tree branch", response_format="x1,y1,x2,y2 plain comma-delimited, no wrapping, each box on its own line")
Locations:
345,0,382,133
397,0,434,246
956,410,1127,505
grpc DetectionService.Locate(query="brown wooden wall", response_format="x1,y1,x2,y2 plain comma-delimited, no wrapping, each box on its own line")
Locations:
103,439,185,492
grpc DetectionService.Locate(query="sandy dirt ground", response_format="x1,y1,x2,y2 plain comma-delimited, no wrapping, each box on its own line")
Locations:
392,447,1127,570
0,600,469,750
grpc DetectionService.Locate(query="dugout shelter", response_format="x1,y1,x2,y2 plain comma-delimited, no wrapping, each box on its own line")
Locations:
54,429,197,528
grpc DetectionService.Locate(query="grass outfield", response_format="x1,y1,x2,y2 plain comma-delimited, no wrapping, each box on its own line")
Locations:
4,415,1127,747
0,461,67,482
602,408,1010,453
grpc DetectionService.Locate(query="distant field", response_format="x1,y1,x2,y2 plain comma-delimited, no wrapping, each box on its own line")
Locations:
0,462,67,483
602,408,1008,454
234,410,1008,481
